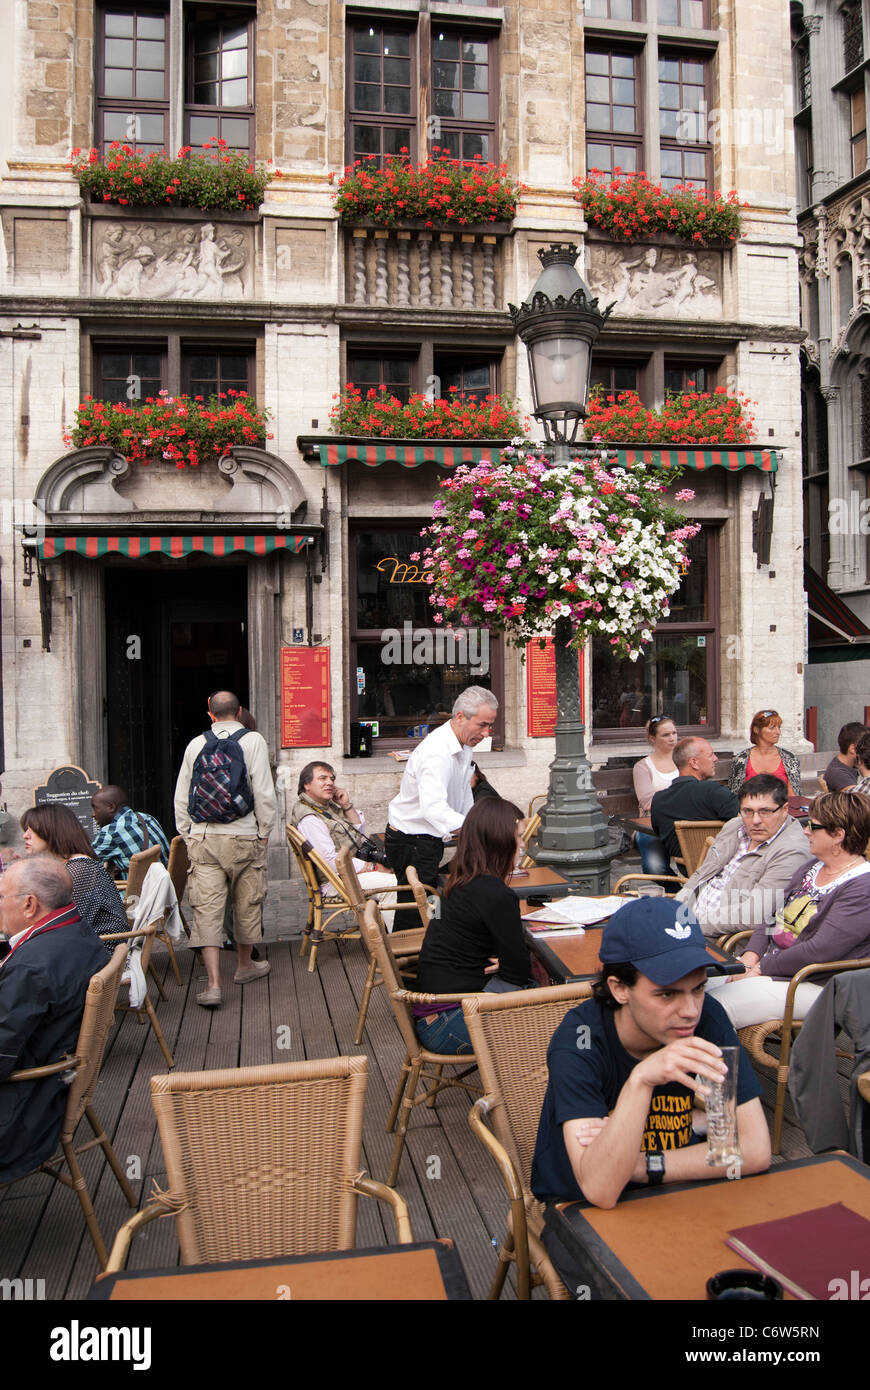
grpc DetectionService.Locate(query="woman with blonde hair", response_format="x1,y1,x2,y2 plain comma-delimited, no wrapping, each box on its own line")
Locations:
632,715,679,874
728,709,801,794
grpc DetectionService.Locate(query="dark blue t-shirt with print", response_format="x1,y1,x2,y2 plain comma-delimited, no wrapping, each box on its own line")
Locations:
530,994,761,1204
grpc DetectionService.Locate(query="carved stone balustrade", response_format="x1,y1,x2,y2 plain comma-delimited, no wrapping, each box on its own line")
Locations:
343,222,510,312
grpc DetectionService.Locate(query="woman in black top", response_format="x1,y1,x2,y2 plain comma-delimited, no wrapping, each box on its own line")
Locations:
414,797,533,1055
20,804,127,954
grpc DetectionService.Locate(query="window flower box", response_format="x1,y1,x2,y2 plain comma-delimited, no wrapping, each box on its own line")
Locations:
585,386,756,445
332,154,523,229
573,171,746,246
329,386,527,440
64,391,272,469
68,140,271,214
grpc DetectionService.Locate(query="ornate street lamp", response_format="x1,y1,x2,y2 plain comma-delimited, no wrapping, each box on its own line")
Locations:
510,243,618,892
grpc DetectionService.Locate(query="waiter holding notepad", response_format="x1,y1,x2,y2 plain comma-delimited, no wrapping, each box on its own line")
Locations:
385,687,498,885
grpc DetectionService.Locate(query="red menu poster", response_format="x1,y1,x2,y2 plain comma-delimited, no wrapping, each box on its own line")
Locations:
281,647,330,747
526,639,585,737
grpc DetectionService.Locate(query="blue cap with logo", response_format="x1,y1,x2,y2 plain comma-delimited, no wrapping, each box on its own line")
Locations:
600,897,728,985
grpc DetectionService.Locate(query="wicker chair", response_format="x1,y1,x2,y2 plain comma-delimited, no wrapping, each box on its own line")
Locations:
674,821,723,878
3,944,136,1268
721,928,870,1152
362,899,481,1186
528,793,547,820
520,811,542,869
101,1055,412,1272
462,982,593,1300
166,835,191,934
101,910,175,1070
286,823,363,973
118,843,161,899
335,847,430,1044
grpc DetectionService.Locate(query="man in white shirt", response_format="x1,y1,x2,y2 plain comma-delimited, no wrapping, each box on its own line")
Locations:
174,690,276,1008
288,762,397,924
385,685,499,884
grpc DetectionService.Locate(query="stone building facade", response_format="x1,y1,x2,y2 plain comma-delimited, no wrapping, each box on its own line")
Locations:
793,0,870,747
0,0,804,856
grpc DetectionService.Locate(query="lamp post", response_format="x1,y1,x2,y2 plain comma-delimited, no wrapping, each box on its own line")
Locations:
510,243,618,892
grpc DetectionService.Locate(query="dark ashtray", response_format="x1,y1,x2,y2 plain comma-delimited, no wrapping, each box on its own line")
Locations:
526,895,548,907
706,1268,783,1301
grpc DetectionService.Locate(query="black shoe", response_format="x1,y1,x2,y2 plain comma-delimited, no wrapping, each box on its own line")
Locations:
221,939,235,951
251,945,261,961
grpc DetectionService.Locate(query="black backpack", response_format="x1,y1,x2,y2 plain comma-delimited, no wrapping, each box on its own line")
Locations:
188,729,254,824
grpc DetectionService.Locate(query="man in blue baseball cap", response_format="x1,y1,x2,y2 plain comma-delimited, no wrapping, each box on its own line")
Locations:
531,896,771,1230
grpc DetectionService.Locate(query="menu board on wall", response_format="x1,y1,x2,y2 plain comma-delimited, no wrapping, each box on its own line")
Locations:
526,640,585,738
281,647,330,748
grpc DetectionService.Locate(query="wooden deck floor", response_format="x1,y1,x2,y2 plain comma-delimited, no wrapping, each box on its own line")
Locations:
0,874,848,1302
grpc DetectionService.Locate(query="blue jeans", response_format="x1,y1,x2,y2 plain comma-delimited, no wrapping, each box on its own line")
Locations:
635,831,671,875
414,976,518,1054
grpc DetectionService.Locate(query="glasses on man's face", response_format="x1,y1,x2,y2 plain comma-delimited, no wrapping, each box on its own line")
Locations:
739,806,781,819
806,820,834,833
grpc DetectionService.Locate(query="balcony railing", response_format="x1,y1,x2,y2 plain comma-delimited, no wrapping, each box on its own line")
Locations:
342,225,509,312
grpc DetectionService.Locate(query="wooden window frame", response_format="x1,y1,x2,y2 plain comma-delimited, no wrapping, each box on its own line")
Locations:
184,4,256,158
349,526,505,750
585,46,643,164
590,526,720,739
658,50,712,192
346,20,418,166
180,344,255,400
93,342,168,404
657,0,711,29
95,3,170,155
430,27,498,164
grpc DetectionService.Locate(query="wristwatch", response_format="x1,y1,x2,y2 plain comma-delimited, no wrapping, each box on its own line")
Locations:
646,1152,665,1187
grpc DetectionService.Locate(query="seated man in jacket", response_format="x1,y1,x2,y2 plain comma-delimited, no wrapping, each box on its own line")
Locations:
288,761,397,924
675,774,812,940
650,737,739,864
0,855,109,1184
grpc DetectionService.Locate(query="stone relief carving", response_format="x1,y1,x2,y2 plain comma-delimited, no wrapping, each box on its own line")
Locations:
586,245,721,318
92,220,253,300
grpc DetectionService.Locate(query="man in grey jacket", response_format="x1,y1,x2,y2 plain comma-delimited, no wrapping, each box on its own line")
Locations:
676,775,811,940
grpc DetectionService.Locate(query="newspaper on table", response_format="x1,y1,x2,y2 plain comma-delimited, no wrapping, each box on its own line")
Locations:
523,895,626,929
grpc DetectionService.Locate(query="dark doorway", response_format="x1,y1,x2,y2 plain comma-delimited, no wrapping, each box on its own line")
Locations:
106,565,249,835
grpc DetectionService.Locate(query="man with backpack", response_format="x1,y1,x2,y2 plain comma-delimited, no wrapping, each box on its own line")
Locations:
174,690,276,1008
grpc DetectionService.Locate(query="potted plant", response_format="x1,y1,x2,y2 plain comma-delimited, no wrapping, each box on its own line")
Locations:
68,139,271,213
64,390,272,469
329,385,527,440
573,170,746,246
331,152,523,228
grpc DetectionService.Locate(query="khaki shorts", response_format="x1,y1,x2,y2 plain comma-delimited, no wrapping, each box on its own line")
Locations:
186,834,267,949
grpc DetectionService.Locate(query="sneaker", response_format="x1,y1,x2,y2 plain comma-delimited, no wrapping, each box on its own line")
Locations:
196,986,222,1008
234,959,271,985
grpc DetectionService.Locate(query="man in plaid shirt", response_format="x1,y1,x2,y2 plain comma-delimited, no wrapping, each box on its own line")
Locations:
90,785,171,876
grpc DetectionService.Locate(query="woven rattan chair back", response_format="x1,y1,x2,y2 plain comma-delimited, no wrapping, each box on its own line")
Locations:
463,982,593,1187
362,900,421,1056
167,836,190,914
674,821,723,878
286,823,326,903
123,844,161,901
150,1055,370,1263
62,944,128,1136
405,865,436,926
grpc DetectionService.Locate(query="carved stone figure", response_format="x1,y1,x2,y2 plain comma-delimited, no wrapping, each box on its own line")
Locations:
93,219,253,300
587,244,721,319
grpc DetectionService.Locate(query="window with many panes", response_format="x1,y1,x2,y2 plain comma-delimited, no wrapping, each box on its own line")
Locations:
345,19,497,166
851,88,867,177
185,7,254,154
92,339,254,404
585,49,641,176
96,3,254,157
658,0,709,27
844,0,864,74
434,354,498,400
590,361,642,395
351,528,503,747
585,0,637,18
659,53,711,190
664,362,714,394
801,379,829,576
346,353,415,404
347,23,416,164
591,528,719,736
97,7,169,154
431,30,495,161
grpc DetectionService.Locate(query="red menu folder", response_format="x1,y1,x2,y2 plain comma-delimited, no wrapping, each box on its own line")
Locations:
726,1202,870,1299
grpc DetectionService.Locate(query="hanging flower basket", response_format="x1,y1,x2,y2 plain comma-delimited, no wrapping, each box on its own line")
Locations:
331,153,523,228
329,386,527,440
64,391,272,469
585,386,756,445
420,447,700,660
573,171,746,246
68,140,272,213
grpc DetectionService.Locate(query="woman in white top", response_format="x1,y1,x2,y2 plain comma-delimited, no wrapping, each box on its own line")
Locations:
632,715,679,874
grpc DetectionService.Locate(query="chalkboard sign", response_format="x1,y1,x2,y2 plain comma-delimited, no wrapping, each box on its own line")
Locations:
33,765,102,841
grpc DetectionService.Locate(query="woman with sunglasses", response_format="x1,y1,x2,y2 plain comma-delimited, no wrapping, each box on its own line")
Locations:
632,715,680,874
728,708,801,794
707,791,870,1028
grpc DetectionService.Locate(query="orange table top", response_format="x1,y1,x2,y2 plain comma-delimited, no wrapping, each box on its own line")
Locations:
91,1241,470,1302
551,1155,870,1300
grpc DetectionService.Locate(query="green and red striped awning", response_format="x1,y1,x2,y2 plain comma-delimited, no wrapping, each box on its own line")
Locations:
615,446,779,472
312,440,779,472
316,442,506,469
36,534,313,560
